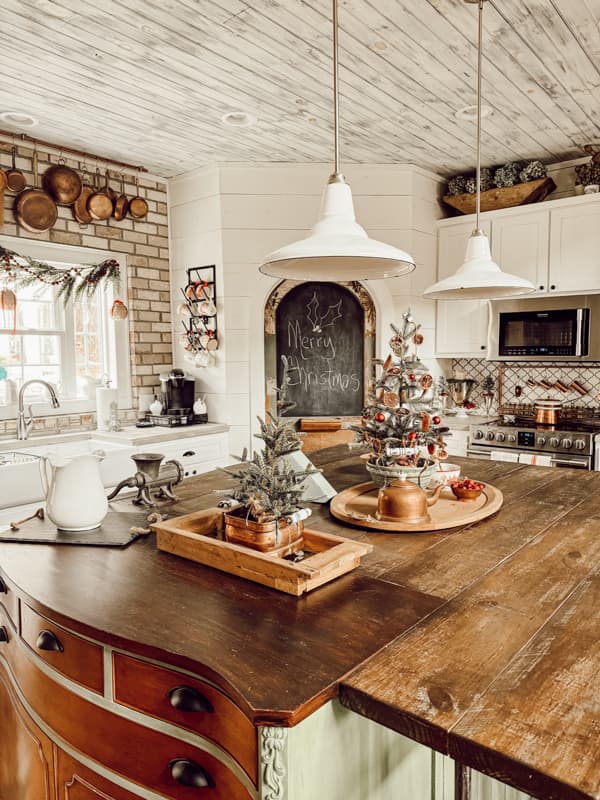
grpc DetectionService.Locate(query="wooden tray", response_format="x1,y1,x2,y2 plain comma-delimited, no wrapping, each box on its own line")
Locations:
442,177,556,215
152,507,372,596
330,481,503,533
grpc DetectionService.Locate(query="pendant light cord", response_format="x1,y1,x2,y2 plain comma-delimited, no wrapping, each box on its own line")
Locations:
475,0,484,234
330,0,342,181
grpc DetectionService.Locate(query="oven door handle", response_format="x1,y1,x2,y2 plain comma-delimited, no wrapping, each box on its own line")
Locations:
550,457,589,467
467,448,491,459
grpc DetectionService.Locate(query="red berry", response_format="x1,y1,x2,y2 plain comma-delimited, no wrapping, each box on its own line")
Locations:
432,416,441,425
427,443,436,455
408,373,416,381
407,432,418,440
375,412,385,422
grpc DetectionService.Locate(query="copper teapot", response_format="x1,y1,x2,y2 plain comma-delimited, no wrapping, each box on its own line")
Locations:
376,476,444,525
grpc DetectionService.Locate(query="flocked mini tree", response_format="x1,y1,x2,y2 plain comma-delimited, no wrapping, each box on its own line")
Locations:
352,311,448,468
222,356,319,523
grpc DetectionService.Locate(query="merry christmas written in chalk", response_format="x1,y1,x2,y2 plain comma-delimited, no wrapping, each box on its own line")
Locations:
276,282,364,416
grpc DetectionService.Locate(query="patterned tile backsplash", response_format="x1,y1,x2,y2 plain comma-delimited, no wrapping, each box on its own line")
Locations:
451,359,600,416
0,409,139,440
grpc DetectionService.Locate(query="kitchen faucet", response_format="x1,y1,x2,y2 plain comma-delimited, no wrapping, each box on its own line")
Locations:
16,380,61,440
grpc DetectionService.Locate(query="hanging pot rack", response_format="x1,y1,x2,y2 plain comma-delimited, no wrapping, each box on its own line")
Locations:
0,129,148,174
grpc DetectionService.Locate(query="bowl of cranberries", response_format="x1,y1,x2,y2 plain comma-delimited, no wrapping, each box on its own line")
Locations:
449,478,485,501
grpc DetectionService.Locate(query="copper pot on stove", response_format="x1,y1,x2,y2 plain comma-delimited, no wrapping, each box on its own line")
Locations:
534,397,564,427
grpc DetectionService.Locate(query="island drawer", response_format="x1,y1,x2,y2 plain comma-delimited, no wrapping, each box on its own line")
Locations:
11,635,254,800
20,603,104,694
113,653,257,785
0,570,18,627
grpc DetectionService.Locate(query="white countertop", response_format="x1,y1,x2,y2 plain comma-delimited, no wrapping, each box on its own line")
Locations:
90,422,229,446
0,422,229,452
442,414,497,431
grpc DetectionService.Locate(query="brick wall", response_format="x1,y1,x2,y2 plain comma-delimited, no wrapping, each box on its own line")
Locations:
0,139,172,434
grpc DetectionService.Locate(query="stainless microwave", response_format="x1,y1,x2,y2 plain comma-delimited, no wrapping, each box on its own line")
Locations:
488,295,600,361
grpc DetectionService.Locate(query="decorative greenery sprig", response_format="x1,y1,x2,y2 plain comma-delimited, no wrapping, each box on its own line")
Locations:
0,246,121,306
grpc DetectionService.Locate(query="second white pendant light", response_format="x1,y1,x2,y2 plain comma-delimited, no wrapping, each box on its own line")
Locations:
258,0,415,281
423,0,535,300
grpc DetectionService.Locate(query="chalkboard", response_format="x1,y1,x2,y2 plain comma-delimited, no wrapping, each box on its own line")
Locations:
276,282,364,417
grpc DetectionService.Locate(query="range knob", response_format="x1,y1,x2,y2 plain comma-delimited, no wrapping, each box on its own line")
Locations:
536,436,546,447
574,439,586,451
549,437,560,448
507,433,517,443
486,432,495,441
472,430,484,440
562,438,573,449
495,432,506,442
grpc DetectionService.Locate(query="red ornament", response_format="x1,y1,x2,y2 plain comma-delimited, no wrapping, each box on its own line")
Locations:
408,373,416,381
427,443,436,455
375,412,386,422
407,432,418,441
432,415,441,425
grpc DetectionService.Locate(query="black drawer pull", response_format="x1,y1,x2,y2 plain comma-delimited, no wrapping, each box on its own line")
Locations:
36,629,64,652
182,450,196,457
0,627,7,644
168,685,214,713
169,758,214,788
0,577,6,594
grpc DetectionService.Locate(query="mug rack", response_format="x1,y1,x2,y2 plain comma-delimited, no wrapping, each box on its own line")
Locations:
180,265,218,360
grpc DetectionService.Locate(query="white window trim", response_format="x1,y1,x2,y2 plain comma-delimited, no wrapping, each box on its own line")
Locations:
0,236,132,421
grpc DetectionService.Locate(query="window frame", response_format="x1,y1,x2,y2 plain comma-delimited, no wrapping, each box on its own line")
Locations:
0,236,131,421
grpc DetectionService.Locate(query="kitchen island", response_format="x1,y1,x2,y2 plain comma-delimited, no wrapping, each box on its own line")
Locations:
0,447,598,800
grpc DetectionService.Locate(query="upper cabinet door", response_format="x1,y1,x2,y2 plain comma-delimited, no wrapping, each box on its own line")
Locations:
549,201,600,294
491,211,549,294
436,221,490,357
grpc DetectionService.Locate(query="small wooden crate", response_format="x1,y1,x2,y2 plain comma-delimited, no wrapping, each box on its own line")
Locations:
152,508,372,596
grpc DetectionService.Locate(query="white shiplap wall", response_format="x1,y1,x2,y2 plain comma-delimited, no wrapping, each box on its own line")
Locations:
169,163,444,456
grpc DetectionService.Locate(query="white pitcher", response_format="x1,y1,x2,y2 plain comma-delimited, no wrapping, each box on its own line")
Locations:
40,451,108,531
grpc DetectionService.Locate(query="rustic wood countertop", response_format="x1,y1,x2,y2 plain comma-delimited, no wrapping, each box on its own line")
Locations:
0,446,598,799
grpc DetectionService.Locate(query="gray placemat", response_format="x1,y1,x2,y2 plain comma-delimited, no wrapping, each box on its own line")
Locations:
0,510,150,547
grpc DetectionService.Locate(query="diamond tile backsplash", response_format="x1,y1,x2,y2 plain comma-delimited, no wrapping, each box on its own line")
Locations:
451,359,600,415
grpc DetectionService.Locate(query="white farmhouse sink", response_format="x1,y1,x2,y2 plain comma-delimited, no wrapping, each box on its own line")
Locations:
0,439,135,509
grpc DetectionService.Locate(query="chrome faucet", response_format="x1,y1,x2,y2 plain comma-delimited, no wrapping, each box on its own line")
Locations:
16,380,61,440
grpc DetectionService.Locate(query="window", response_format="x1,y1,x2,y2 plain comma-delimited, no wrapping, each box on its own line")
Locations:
0,238,130,419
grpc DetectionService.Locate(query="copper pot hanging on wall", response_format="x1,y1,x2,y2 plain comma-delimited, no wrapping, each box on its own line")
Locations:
14,151,58,233
87,168,113,221
128,173,148,219
112,173,129,221
72,163,94,225
5,146,26,193
42,158,82,206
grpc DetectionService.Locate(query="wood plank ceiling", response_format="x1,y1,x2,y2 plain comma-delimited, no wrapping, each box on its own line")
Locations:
0,0,599,178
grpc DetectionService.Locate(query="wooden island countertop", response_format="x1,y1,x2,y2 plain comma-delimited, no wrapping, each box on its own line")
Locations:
0,446,598,800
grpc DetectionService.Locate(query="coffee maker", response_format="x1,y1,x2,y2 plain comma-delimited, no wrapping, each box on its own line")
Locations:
159,369,195,415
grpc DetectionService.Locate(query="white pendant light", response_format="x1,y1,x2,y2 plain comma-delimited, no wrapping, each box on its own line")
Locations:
423,0,535,300
258,0,415,281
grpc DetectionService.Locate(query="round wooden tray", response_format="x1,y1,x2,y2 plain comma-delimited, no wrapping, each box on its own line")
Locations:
329,481,503,533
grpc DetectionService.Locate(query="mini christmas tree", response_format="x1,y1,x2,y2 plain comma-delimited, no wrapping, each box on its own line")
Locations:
222,356,319,523
352,312,448,469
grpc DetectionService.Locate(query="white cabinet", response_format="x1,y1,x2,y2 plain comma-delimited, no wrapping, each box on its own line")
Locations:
446,428,468,458
549,201,600,294
435,221,490,357
469,769,534,800
490,211,549,294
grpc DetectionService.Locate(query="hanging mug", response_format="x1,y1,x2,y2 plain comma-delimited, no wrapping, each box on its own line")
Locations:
198,299,216,316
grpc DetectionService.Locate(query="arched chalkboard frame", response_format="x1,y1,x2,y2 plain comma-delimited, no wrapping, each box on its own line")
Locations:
264,281,376,418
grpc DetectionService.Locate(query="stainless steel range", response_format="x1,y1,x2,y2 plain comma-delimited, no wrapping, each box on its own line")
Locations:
468,417,600,470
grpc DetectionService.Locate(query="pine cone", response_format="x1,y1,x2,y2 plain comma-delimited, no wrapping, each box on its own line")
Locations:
465,176,477,194
447,175,467,196
519,160,546,183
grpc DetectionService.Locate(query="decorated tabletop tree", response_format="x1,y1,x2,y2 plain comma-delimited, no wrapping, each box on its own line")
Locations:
222,356,319,526
352,311,448,482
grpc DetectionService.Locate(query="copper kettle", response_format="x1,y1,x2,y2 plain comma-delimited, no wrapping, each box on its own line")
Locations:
376,476,444,525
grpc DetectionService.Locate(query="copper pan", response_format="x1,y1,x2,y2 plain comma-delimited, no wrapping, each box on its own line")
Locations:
72,163,94,225
87,168,113,221
14,151,58,233
42,158,82,206
105,168,117,205
5,146,26,193
113,173,129,221
128,173,148,219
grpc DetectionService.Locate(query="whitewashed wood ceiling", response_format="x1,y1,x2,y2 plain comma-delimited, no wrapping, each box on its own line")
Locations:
0,0,599,177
